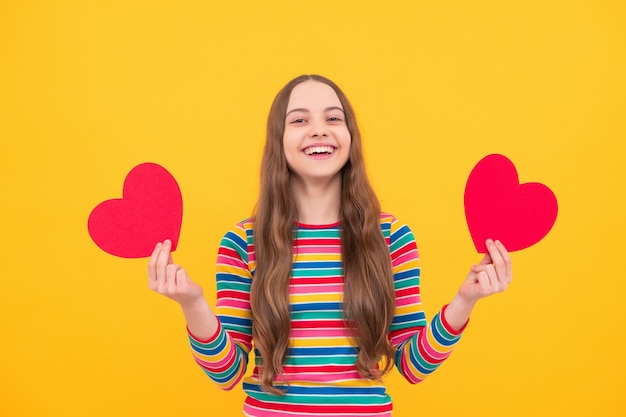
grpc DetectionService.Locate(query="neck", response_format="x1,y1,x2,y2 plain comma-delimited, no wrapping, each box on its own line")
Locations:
290,174,342,225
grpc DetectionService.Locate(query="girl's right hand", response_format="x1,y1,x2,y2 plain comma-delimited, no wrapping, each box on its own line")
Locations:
148,240,204,307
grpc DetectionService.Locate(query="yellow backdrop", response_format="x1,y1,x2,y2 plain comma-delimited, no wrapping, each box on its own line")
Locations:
1,1,625,416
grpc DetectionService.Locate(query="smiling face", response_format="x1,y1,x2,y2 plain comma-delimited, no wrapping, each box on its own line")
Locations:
283,80,352,186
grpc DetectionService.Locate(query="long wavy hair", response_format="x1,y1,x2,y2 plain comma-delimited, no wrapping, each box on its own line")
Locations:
251,74,396,394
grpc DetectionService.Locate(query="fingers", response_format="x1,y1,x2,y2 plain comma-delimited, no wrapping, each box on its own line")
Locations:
497,241,513,282
487,239,512,286
472,239,512,294
147,242,163,290
148,240,175,292
485,240,505,285
155,239,173,286
147,241,201,307
166,263,183,293
471,264,500,293
471,266,488,285
176,267,189,289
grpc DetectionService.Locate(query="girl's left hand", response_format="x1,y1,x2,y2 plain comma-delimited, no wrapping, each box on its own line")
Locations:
458,239,513,304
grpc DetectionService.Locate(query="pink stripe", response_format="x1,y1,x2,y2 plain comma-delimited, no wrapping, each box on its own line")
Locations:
289,283,343,294
222,362,246,390
195,343,235,367
395,294,421,307
280,370,363,383
216,299,249,309
243,404,286,417
400,352,423,383
244,403,392,417
290,328,352,338
293,246,341,254
418,330,450,361
388,328,414,347
392,251,418,267
217,255,247,268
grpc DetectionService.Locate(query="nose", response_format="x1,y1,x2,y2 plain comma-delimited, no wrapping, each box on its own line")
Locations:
308,120,328,138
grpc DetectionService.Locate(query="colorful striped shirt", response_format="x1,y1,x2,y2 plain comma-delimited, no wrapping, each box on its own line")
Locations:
188,213,467,416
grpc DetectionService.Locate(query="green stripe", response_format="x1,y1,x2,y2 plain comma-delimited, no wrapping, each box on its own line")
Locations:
394,274,419,290
295,229,341,238
410,342,439,373
433,315,460,342
223,235,248,262
216,281,250,292
291,311,343,320
390,231,414,252
389,318,426,332
291,268,343,277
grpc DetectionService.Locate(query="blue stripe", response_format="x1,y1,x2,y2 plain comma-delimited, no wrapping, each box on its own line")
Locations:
215,273,252,284
408,340,436,375
243,382,386,396
290,302,342,312
189,330,227,355
394,269,419,281
292,261,343,269
431,315,460,346
391,311,426,325
219,316,252,328
205,362,243,384
223,231,247,254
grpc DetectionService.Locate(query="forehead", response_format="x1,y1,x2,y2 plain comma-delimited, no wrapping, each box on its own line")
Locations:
287,80,343,110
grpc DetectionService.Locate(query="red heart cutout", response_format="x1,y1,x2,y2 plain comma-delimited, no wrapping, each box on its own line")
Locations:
464,154,558,253
88,163,183,258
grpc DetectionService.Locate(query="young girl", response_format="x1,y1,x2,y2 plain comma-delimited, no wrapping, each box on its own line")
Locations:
148,74,512,416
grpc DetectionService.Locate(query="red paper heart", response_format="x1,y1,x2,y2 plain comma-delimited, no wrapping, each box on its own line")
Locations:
88,163,183,258
464,154,558,253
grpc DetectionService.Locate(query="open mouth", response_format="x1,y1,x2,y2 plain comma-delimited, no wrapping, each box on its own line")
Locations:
303,145,335,155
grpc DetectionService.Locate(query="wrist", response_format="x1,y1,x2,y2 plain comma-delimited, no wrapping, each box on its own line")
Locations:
444,294,476,332
180,297,219,341
451,292,478,311
179,296,209,315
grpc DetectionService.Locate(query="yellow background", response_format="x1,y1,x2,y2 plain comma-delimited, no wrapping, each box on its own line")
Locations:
1,1,625,416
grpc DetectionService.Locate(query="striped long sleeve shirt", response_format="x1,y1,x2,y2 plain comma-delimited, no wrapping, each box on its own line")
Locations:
188,213,467,416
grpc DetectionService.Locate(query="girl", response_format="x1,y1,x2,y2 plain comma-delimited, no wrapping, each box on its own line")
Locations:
148,74,512,416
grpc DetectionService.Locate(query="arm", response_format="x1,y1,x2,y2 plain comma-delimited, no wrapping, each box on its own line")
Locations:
385,218,512,383
189,224,254,390
444,239,512,330
148,222,254,390
147,239,218,339
385,219,465,384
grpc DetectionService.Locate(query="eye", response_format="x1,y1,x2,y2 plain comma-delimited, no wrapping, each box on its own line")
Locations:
327,115,343,123
291,117,306,124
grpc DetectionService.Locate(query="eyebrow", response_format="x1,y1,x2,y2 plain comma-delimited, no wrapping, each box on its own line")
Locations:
285,106,345,116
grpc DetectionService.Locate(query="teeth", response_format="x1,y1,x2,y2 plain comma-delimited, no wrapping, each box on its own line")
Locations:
304,146,334,155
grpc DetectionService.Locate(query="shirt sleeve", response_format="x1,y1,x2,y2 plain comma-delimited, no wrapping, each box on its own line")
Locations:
385,215,468,384
187,221,254,390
